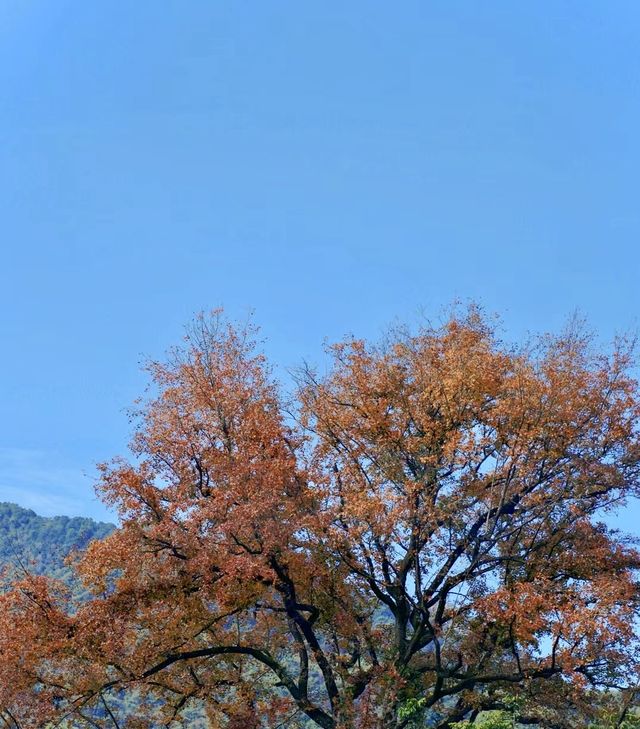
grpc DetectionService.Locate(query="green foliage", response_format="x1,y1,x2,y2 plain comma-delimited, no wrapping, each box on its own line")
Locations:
398,696,427,724
450,692,525,729
0,502,114,590
451,712,514,729
590,711,640,729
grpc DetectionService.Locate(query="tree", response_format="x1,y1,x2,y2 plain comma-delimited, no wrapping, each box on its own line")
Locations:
1,309,639,728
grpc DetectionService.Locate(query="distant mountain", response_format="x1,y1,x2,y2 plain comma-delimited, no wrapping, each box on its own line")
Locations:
0,501,115,585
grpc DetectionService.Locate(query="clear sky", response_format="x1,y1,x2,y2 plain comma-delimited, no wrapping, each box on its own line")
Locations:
1,2,639,524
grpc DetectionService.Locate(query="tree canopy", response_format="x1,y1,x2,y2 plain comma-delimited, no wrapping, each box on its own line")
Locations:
1,309,639,728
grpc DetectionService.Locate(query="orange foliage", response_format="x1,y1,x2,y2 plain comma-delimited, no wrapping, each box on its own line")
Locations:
1,309,639,728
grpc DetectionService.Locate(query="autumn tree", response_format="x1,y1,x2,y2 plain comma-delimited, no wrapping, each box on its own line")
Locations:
1,309,640,728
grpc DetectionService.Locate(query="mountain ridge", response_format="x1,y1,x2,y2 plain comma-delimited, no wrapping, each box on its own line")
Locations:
0,500,115,584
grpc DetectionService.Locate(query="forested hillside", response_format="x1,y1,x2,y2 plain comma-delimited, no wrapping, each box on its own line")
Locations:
0,502,114,584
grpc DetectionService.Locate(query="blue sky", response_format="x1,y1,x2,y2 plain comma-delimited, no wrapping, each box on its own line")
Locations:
1,2,639,524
